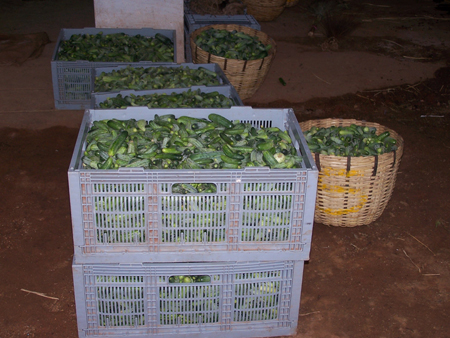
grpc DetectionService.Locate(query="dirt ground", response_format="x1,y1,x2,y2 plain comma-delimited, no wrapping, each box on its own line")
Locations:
1,0,450,337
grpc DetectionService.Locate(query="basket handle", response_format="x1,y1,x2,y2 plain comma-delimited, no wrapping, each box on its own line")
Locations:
372,155,378,176
392,149,397,169
314,153,321,171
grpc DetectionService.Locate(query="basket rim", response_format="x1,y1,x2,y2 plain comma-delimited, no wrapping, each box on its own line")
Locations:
299,118,404,160
190,24,277,63
299,118,404,175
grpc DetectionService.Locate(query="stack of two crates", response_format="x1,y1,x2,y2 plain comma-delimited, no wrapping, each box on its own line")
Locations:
51,27,244,111
68,106,319,338
51,27,179,110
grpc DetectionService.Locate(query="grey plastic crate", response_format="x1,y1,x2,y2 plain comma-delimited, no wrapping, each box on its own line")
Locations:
91,85,243,109
51,28,176,110
93,63,232,94
72,259,304,338
183,1,260,63
184,13,260,34
68,107,318,263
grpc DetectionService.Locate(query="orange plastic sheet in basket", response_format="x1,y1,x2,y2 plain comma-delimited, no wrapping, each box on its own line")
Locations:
317,166,368,216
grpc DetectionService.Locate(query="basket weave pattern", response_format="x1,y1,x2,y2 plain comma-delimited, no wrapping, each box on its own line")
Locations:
243,0,287,21
190,24,276,100
299,119,404,227
285,0,300,7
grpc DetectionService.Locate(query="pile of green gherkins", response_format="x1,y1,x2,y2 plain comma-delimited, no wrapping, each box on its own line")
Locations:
195,28,271,60
95,65,222,92
58,32,174,62
82,113,302,170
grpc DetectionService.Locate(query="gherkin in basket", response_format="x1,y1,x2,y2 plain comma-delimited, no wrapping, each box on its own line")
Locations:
190,24,277,100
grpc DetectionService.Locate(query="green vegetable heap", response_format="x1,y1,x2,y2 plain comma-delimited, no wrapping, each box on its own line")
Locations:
95,65,221,92
97,89,235,109
82,113,302,170
195,28,271,60
57,32,174,62
303,124,398,157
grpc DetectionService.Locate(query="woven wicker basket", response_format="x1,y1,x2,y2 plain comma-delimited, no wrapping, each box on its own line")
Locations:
299,118,404,227
243,0,287,21
190,24,276,100
285,0,300,7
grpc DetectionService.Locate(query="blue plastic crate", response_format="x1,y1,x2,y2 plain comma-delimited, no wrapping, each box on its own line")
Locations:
72,259,304,338
51,28,176,110
68,107,318,263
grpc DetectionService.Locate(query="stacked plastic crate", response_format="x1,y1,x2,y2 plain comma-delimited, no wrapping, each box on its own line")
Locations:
68,106,318,338
51,28,177,110
90,63,243,109
184,0,261,62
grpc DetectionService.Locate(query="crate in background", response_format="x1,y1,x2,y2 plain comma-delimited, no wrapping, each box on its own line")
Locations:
68,107,318,263
72,259,304,338
184,12,260,34
183,0,260,62
51,28,176,110
91,85,244,109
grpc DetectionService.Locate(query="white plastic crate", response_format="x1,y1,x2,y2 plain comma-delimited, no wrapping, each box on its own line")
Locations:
51,28,176,110
68,107,318,263
72,259,304,338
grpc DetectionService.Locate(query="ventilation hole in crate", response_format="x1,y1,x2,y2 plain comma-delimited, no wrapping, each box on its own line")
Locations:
172,182,217,194
96,275,145,327
159,284,220,325
160,192,227,243
63,72,91,100
94,194,146,243
240,120,273,129
241,194,292,242
242,182,294,192
234,280,281,321
93,183,145,193
218,182,228,192
235,270,282,281
63,67,90,74
168,275,211,283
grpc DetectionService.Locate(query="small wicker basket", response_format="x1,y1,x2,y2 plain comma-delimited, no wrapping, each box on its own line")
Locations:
299,118,404,227
190,24,276,100
285,0,300,7
243,0,287,21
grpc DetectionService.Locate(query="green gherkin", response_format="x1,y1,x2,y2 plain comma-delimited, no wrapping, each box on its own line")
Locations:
195,28,271,60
